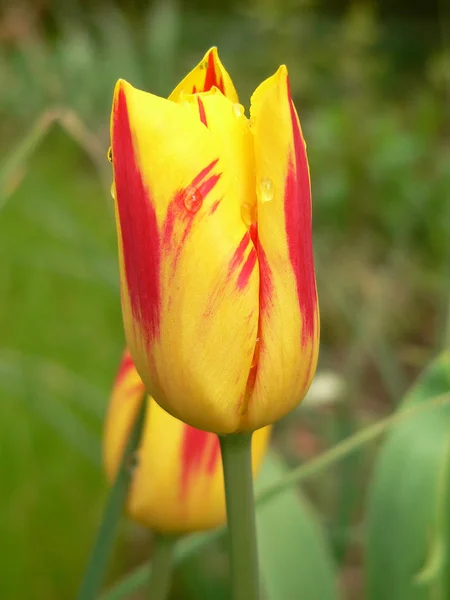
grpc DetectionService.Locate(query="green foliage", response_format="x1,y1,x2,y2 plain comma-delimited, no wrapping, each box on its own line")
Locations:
0,126,119,599
256,452,338,600
366,352,450,600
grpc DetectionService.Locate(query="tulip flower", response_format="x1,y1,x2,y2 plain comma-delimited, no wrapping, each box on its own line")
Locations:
109,47,319,435
103,350,271,533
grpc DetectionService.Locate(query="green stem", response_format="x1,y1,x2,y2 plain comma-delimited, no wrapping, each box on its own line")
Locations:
76,396,147,600
148,534,177,600
219,433,260,600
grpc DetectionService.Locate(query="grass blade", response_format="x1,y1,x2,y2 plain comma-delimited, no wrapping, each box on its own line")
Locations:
76,396,147,600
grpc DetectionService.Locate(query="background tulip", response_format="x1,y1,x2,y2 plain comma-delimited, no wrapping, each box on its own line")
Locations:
110,47,319,434
103,351,271,533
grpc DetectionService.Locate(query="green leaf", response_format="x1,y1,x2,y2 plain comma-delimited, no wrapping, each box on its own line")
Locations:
256,452,339,600
366,351,450,600
76,397,147,600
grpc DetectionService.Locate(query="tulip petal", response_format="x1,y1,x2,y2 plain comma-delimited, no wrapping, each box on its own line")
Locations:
169,47,239,103
103,351,271,532
179,425,221,498
182,88,256,217
111,81,259,433
246,66,320,431
103,350,146,483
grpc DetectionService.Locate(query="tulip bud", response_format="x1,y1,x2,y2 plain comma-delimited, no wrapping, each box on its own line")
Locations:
110,47,319,434
103,351,271,532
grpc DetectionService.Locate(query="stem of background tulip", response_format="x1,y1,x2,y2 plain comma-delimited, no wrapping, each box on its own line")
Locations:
147,534,177,600
219,432,260,600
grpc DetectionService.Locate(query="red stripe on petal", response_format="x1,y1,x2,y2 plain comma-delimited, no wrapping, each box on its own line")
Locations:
257,242,274,316
206,437,221,473
241,242,273,412
162,160,220,249
177,176,221,255
180,425,217,498
191,159,219,188
115,351,135,386
113,88,161,342
237,247,257,289
209,199,221,215
162,160,221,275
247,224,274,320
196,173,221,202
229,232,250,273
285,79,317,345
204,51,225,94
197,96,208,126
203,232,255,324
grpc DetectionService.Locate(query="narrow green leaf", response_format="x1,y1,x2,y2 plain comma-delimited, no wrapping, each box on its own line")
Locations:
366,351,450,600
256,451,339,600
76,397,147,600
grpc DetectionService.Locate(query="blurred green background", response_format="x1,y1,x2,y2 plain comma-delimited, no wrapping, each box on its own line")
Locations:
0,0,449,598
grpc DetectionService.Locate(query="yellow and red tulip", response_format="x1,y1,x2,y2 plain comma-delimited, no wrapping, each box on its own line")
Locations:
103,351,271,533
110,47,319,434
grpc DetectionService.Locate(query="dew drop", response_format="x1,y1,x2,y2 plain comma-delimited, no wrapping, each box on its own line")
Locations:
110,183,116,200
233,103,245,118
183,186,203,213
259,177,274,203
107,147,113,163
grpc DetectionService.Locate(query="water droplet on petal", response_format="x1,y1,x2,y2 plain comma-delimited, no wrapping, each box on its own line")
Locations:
183,186,203,213
259,177,274,203
107,147,113,163
110,183,116,200
233,103,245,118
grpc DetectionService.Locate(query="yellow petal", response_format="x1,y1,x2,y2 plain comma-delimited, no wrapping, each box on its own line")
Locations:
111,80,258,433
103,352,271,532
244,66,320,431
169,47,239,103
181,88,256,215
103,351,145,481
